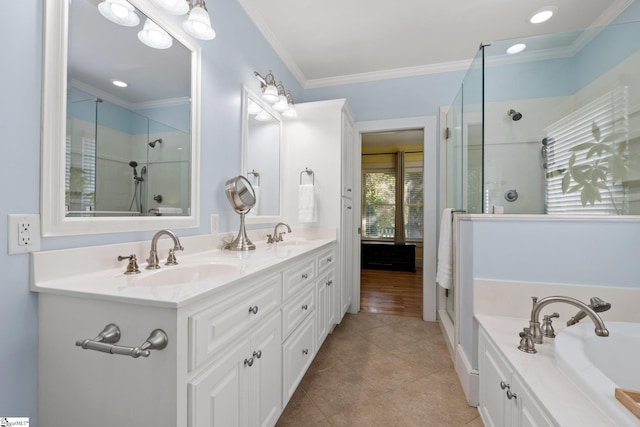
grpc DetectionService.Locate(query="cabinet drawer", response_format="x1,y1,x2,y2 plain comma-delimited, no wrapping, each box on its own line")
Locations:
282,258,316,299
189,274,282,371
282,314,315,405
317,248,335,273
282,287,315,340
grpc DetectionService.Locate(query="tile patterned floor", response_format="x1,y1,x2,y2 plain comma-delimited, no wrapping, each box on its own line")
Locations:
276,312,483,427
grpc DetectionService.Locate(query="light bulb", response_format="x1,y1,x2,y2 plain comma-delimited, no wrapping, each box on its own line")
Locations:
183,4,216,40
255,111,272,122
138,18,173,49
273,94,290,112
98,0,140,27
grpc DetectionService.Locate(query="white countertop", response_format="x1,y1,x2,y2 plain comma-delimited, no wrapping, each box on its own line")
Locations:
476,314,617,427
31,231,335,309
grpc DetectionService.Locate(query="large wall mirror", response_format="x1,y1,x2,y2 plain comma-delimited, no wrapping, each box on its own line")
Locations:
41,0,201,236
242,87,283,224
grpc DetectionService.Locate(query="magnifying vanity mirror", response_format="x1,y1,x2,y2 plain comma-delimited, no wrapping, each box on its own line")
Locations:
242,86,283,224
41,0,201,236
224,176,256,251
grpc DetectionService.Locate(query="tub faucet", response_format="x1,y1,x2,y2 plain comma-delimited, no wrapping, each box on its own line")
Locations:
146,229,184,269
528,296,609,345
267,223,291,243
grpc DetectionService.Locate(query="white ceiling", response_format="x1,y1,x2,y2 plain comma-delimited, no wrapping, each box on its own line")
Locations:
237,0,634,88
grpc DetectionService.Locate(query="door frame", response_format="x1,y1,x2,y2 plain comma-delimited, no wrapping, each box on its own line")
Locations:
355,116,438,321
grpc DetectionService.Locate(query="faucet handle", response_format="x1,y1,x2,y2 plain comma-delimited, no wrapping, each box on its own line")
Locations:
518,327,537,354
165,249,178,266
117,254,141,275
541,312,559,338
266,234,275,244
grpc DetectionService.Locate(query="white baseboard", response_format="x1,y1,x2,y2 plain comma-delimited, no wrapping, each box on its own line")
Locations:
437,309,455,361
455,344,479,407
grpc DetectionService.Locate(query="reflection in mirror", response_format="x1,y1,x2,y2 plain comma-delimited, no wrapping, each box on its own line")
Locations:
41,0,201,235
242,87,282,224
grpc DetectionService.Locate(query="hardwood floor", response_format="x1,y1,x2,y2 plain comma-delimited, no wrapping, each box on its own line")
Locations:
360,267,423,318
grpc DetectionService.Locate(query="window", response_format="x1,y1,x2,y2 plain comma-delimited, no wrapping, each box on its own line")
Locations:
362,160,424,241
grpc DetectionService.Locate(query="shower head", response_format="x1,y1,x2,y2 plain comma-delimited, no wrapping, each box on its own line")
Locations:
148,138,163,148
129,161,143,181
508,109,523,121
129,161,138,168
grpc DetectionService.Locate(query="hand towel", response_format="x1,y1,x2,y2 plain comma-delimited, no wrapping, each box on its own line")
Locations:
436,208,453,290
157,207,183,215
298,183,317,223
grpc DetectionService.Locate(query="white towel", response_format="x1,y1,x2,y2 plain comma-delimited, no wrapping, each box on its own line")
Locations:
436,208,453,290
157,207,182,215
298,183,317,223
249,185,260,216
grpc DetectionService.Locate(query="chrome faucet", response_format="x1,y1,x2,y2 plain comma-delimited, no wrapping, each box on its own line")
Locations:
146,229,184,270
267,222,291,243
528,296,609,345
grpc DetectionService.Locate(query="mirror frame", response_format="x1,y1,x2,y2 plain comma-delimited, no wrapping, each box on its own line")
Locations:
41,0,201,236
241,86,283,224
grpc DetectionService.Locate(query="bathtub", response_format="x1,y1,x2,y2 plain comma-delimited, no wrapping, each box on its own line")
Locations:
555,321,640,426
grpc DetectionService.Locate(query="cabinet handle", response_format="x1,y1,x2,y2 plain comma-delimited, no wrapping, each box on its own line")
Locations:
347,188,352,192
500,381,509,390
347,206,352,210
327,280,333,286
244,357,254,367
302,348,309,355
506,390,518,400
327,256,332,262
248,306,259,315
301,273,309,280
253,350,262,359
302,304,308,310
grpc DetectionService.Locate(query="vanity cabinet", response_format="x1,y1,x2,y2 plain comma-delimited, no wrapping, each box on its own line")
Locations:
189,310,282,427
479,328,555,427
36,241,337,427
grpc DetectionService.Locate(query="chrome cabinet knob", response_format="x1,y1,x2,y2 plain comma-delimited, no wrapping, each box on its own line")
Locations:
500,381,508,390
244,357,254,367
248,306,259,315
253,350,262,359
327,280,333,286
302,348,309,355
301,273,309,279
302,304,308,310
506,390,518,400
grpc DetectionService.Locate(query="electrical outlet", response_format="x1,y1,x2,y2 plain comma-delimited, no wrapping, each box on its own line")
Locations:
8,214,41,255
210,214,219,235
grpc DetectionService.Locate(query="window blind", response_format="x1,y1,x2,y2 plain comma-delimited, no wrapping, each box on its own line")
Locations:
545,86,628,214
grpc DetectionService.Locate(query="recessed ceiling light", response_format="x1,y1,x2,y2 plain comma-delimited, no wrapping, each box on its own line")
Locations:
506,43,526,55
529,6,557,24
111,79,128,88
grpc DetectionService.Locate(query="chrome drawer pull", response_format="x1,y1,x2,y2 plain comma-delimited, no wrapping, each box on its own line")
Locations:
244,357,254,367
500,381,508,390
327,257,332,262
302,348,309,355
253,350,262,359
301,273,309,279
248,306,259,315
507,390,518,400
302,304,308,310
327,280,333,286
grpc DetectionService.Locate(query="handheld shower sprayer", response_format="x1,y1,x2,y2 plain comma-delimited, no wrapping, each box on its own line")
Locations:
129,161,143,182
148,138,163,148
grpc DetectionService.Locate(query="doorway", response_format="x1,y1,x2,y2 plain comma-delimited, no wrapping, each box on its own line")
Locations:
353,117,438,321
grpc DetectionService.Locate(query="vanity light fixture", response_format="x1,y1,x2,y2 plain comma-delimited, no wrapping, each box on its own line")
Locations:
150,0,190,15
98,0,140,26
138,19,173,49
273,84,290,112
254,71,279,103
282,93,297,118
183,0,216,40
529,6,557,24
507,43,526,55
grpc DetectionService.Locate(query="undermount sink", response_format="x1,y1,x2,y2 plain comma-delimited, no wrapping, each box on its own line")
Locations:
133,262,240,287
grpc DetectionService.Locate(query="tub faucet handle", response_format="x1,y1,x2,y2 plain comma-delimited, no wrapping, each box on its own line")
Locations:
541,312,560,338
518,327,537,354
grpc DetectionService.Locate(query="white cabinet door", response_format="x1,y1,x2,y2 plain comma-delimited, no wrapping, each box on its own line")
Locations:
316,275,328,347
341,109,355,198
188,338,251,427
512,375,555,427
340,198,353,318
326,270,337,327
479,330,512,427
282,314,315,405
249,312,282,427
